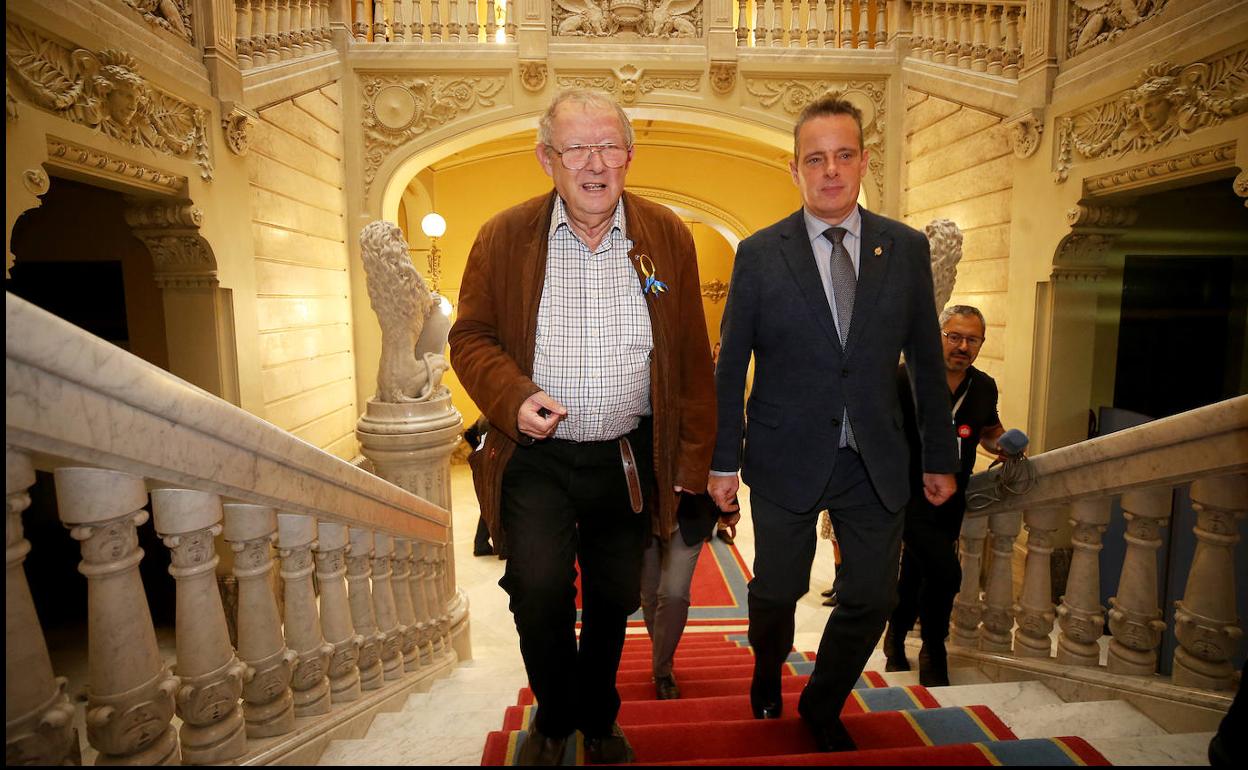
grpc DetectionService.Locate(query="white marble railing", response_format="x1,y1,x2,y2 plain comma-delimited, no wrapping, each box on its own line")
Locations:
906,0,1024,78
5,292,465,764
236,0,335,70
952,396,1247,692
734,0,890,49
351,0,515,43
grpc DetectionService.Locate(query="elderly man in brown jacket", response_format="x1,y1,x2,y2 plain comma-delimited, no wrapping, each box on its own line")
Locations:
449,89,716,766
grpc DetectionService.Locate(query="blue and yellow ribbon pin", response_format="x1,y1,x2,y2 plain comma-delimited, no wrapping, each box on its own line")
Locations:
637,254,668,296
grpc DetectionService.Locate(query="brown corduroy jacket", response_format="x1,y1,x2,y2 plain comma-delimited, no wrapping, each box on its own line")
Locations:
449,190,716,546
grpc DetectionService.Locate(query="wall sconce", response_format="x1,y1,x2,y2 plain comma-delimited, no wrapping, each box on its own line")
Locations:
420,212,446,294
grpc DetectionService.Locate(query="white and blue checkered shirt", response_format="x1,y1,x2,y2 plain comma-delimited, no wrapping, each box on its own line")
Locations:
532,197,653,442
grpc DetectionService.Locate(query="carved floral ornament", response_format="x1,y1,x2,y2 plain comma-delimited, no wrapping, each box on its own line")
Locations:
556,65,699,105
1054,48,1248,183
519,61,548,93
361,74,506,196
1068,0,1168,58
553,0,703,39
5,23,213,181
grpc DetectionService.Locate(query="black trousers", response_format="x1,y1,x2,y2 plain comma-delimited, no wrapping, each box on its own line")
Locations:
888,498,965,645
497,421,653,740
748,448,903,727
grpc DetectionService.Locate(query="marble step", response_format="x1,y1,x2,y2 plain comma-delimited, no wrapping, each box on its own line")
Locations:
317,733,486,766
1003,699,1168,740
402,688,518,713
927,680,1065,713
1085,731,1216,766
874,666,993,687
364,707,504,742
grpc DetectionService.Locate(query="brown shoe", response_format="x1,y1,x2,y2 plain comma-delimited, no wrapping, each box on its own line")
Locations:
654,673,680,700
584,722,634,764
515,726,568,765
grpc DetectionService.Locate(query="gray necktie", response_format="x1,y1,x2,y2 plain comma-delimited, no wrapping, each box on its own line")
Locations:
824,226,857,450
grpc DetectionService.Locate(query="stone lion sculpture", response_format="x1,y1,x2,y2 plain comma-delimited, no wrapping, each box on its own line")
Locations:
359,221,449,403
926,218,964,312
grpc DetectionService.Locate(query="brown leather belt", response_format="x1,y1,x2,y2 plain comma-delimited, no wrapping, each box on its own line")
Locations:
618,437,644,514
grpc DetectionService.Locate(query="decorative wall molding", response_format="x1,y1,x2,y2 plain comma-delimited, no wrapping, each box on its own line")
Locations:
555,66,699,105
45,136,188,195
627,185,748,239
1082,141,1237,195
360,73,507,197
22,169,50,196
123,0,193,42
123,199,218,288
5,23,213,180
1057,198,1139,265
1065,203,1139,228
519,61,548,93
708,61,736,95
1068,0,1169,58
552,0,703,39
222,103,258,156
1006,108,1043,159
743,77,888,201
700,279,728,303
1235,169,1247,208
1051,264,1110,282
1054,48,1248,182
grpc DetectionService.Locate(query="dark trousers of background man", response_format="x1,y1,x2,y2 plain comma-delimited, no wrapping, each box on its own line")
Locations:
748,447,904,727
889,499,965,645
497,419,654,741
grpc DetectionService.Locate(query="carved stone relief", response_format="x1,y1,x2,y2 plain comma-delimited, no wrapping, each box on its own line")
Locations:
744,78,888,201
552,0,703,39
222,104,258,157
1235,169,1247,208
361,74,506,198
123,199,218,288
708,61,736,95
1068,0,1168,57
700,279,728,303
46,136,187,195
519,61,548,93
1056,201,1139,266
1054,48,1248,182
926,218,963,312
124,0,193,42
1005,108,1043,159
6,23,213,180
1082,141,1237,196
22,169,49,196
556,66,699,105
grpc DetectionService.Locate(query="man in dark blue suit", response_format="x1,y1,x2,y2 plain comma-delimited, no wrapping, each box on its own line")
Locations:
708,95,959,752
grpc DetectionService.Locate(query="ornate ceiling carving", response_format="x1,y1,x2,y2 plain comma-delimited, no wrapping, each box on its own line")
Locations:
5,22,213,180
552,0,703,39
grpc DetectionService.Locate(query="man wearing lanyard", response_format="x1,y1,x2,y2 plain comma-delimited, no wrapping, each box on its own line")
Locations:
884,305,1006,686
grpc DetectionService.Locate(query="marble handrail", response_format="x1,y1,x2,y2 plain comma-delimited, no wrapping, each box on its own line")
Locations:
5,291,449,543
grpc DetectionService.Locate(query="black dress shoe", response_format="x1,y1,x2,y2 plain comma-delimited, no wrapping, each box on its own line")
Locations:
750,676,783,719
654,673,680,700
820,587,835,598
918,642,950,687
584,722,634,764
805,715,857,752
821,591,837,607
882,626,911,672
515,727,568,765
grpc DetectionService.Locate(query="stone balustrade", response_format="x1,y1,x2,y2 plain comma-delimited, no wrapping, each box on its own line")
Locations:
236,0,334,70
4,292,467,764
351,0,515,44
735,0,889,48
951,396,1247,693
907,0,1024,78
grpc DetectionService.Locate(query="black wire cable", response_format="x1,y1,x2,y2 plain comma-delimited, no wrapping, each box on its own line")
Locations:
966,454,1035,511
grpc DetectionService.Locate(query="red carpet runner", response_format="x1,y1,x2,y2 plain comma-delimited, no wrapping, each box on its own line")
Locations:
481,632,1110,766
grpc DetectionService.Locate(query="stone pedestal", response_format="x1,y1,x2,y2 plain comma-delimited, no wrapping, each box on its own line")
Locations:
356,389,463,511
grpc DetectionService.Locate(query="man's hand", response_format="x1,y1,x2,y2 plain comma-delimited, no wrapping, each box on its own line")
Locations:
708,474,741,513
517,392,567,440
923,472,957,506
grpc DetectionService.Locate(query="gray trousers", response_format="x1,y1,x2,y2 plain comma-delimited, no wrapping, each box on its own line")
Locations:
639,530,703,677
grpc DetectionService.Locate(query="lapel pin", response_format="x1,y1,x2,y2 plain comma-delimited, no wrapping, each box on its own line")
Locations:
873,246,883,257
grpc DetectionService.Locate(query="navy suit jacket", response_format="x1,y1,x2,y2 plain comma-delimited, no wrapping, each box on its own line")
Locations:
712,206,959,513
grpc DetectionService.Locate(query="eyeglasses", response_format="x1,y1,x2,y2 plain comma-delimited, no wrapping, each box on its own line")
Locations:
942,331,984,348
546,143,630,170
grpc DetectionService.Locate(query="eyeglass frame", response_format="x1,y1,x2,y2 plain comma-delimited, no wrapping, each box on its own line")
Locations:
942,330,985,348
544,142,632,170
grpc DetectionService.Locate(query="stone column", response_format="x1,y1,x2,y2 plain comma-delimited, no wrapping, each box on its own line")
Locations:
6,448,77,765
371,534,405,681
1056,497,1112,666
1012,505,1063,658
979,509,1021,652
1107,487,1171,675
393,538,421,671
222,503,296,737
314,521,363,702
150,489,247,764
356,391,463,511
1173,474,1246,690
277,513,332,714
950,514,988,648
54,467,180,765
347,527,385,689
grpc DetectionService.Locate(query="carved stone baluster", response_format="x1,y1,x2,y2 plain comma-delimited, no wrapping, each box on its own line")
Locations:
447,0,461,41
1107,488,1171,676
789,0,802,46
222,503,296,737
276,0,292,57
263,0,281,61
353,0,369,40
487,0,497,40
970,4,987,70
822,0,835,47
915,1,930,58
929,2,946,62
467,0,480,41
1012,505,1062,658
435,543,454,651
985,4,1003,74
430,0,444,41
276,513,332,715
235,1,253,69
373,0,390,40
840,0,854,47
805,0,817,46
754,0,768,46
978,510,1021,652
1002,4,1020,78
392,539,421,671
1056,498,1111,666
411,0,425,41
1173,475,1246,690
407,540,434,664
856,0,869,47
419,543,447,654
955,2,971,67
54,467,180,764
874,0,885,47
300,0,315,53
313,522,363,702
347,528,386,689
6,449,77,765
737,0,748,45
317,0,333,48
769,0,783,46
950,514,987,648
150,489,247,765
393,0,407,41
246,0,264,66
371,534,405,680
944,1,961,63
505,0,516,40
